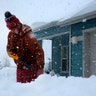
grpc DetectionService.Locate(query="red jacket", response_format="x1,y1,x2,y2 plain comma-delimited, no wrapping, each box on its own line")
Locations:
7,24,44,83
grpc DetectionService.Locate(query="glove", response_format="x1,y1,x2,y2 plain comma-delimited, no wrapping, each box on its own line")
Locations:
8,52,19,60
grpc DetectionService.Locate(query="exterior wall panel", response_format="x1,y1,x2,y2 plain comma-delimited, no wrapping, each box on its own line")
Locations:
34,16,96,77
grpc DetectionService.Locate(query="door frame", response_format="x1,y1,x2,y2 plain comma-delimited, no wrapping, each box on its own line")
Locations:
83,27,96,77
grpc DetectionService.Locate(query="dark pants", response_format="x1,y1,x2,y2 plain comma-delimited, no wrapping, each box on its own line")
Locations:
17,68,37,83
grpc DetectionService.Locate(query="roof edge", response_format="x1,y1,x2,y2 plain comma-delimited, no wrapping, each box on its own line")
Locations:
33,11,96,32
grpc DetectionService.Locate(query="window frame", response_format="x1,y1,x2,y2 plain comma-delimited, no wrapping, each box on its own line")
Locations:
61,45,69,73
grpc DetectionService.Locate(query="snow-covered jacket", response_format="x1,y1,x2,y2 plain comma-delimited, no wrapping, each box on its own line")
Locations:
7,24,44,70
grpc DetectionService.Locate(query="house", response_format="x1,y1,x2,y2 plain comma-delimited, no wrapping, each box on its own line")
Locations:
33,1,96,77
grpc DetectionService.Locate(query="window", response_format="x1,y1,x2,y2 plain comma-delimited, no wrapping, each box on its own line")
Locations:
61,46,69,72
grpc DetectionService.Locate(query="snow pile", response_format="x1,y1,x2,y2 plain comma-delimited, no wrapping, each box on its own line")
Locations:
0,67,96,96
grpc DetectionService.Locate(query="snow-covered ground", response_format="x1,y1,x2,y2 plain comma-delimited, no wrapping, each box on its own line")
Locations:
0,67,96,96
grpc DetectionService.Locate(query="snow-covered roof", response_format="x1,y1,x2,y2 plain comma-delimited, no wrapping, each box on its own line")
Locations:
57,0,96,26
31,22,47,29
33,0,96,32
33,21,58,32
73,1,96,18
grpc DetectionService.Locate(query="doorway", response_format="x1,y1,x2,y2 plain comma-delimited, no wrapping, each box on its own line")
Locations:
42,39,52,72
83,29,96,77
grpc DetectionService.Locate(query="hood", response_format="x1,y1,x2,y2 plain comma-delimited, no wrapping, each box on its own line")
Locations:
19,24,32,36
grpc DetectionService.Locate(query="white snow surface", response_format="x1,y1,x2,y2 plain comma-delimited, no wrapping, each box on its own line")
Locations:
0,67,96,96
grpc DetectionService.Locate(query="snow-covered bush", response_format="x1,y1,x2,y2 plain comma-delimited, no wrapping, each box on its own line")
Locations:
44,58,56,76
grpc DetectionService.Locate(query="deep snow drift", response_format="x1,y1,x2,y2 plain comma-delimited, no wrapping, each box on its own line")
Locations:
0,67,96,96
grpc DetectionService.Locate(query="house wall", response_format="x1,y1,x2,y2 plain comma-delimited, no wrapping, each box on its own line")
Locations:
34,17,96,77
34,26,69,39
71,18,96,76
34,25,70,76
52,33,69,76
